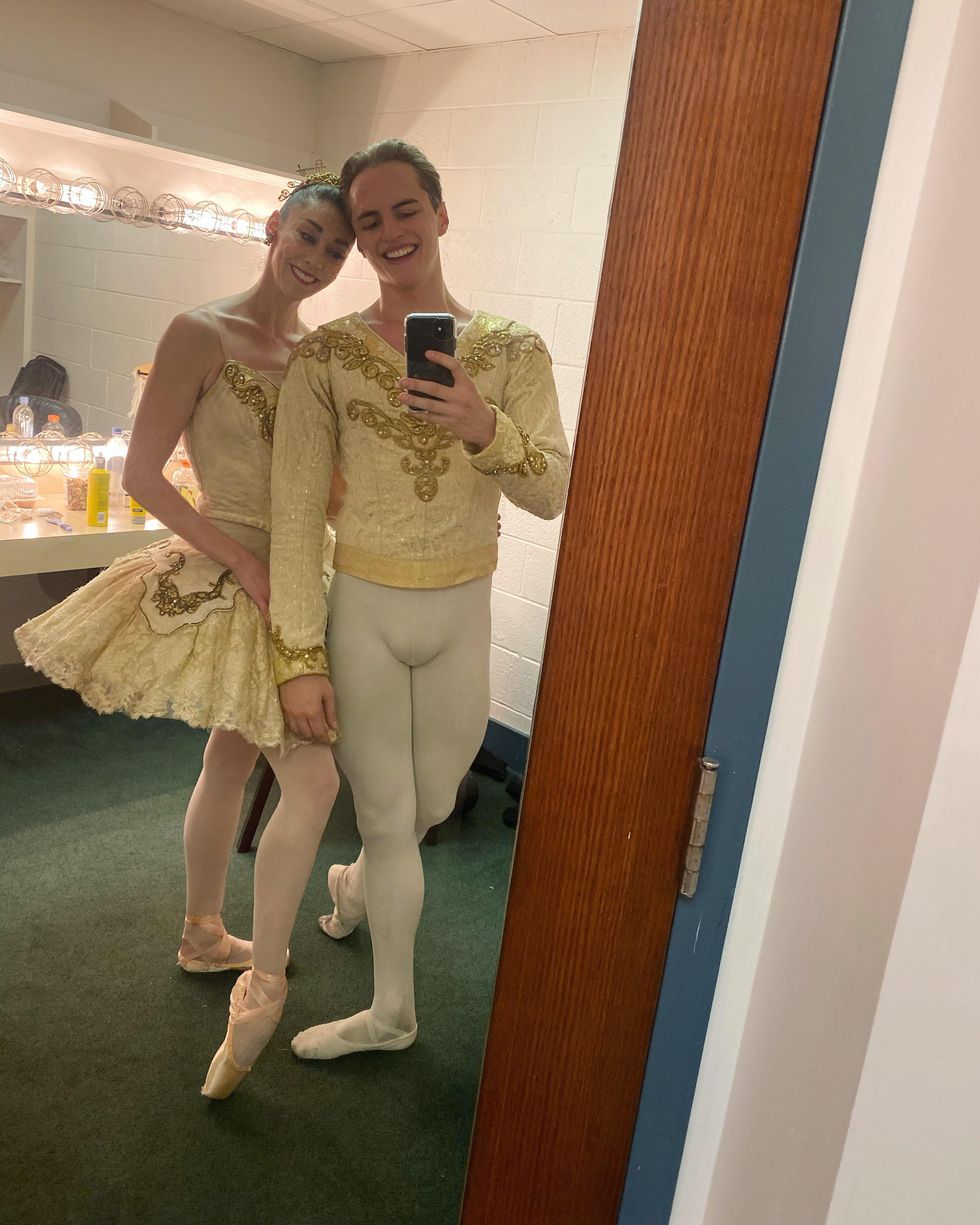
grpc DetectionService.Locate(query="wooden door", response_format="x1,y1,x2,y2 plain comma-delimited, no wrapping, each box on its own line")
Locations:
460,2,845,1223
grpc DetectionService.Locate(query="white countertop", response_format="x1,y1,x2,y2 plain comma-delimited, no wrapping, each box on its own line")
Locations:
0,509,169,577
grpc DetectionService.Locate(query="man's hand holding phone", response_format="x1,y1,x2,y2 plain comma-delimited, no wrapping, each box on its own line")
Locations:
399,350,496,451
279,674,338,743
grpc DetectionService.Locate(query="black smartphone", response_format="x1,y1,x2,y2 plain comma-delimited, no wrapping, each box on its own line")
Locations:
404,312,456,406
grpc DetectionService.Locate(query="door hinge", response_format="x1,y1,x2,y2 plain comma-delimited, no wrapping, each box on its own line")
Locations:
680,756,719,898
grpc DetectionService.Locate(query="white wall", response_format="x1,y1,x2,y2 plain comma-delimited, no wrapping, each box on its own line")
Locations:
826,584,980,1224
671,0,978,1220
310,31,635,731
0,0,319,171
30,210,262,435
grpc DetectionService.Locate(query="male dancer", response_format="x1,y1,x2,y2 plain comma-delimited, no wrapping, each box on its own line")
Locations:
269,139,570,1057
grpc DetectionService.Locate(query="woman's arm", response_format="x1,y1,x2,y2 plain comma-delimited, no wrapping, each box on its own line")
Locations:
123,311,271,619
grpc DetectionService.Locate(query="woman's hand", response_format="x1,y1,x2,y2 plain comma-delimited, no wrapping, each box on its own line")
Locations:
232,552,271,625
398,351,496,450
279,674,338,742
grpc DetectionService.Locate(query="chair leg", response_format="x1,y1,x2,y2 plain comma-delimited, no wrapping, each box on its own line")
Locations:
237,760,276,853
423,773,480,848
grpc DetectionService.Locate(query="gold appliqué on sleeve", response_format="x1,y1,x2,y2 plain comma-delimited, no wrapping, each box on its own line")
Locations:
460,318,546,376
346,399,455,502
223,362,276,443
151,552,237,616
270,625,328,674
480,421,549,478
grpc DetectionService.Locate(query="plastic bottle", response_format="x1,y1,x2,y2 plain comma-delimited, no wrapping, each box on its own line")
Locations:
12,397,33,438
103,427,129,509
171,459,198,507
43,414,66,438
130,495,147,526
86,453,110,527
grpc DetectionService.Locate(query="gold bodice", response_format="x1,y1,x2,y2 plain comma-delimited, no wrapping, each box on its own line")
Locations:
183,361,280,532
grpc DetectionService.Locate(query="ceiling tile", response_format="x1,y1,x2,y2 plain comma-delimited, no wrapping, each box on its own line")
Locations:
252,17,423,59
152,0,340,34
324,0,428,13
493,0,641,35
357,0,550,50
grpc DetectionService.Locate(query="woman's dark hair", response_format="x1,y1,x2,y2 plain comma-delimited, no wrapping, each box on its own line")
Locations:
279,180,345,219
339,139,443,212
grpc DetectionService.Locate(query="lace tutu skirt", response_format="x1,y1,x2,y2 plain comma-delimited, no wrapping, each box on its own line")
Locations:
14,521,326,754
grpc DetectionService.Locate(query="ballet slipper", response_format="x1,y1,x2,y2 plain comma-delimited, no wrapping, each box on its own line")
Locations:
178,913,252,973
316,863,367,940
201,969,287,1099
291,1010,417,1061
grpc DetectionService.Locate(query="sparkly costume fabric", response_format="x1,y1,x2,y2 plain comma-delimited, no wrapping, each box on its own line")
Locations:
14,364,333,752
269,311,571,683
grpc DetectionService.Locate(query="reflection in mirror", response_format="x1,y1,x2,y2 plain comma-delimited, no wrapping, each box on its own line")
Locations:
0,3,641,1222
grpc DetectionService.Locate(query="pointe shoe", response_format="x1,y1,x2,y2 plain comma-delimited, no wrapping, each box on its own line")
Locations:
201,969,287,1100
291,1013,417,1061
178,913,253,973
317,863,367,940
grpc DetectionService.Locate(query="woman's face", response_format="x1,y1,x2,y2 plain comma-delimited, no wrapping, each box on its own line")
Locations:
347,161,448,289
266,200,353,302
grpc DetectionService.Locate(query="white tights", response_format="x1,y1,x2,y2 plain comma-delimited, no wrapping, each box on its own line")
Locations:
297,572,491,1052
182,727,338,978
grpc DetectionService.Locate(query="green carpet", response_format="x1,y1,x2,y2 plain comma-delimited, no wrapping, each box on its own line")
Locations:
0,687,515,1225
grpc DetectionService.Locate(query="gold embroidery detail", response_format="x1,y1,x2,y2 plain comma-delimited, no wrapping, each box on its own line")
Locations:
292,328,403,410
346,399,455,503
270,625,328,673
151,552,237,617
460,320,545,376
223,361,276,443
480,422,549,478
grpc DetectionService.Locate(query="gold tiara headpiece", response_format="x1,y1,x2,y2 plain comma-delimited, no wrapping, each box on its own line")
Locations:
279,161,341,201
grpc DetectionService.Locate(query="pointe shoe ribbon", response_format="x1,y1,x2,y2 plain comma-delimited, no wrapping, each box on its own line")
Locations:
201,969,287,1100
317,864,367,940
291,1013,417,1061
178,913,253,973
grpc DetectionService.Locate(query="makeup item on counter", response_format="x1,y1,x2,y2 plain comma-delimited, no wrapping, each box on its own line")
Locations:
104,427,129,509
63,444,94,512
86,454,110,527
9,475,37,508
64,474,89,511
171,458,198,506
130,496,147,526
0,474,38,522
12,397,34,438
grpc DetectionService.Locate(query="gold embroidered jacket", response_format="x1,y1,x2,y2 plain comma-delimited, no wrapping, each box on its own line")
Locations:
269,310,571,684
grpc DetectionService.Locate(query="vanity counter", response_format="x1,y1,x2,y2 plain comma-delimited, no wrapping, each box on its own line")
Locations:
0,511,169,578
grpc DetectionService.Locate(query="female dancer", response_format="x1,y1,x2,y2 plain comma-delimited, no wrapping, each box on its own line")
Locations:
15,173,352,1096
268,140,570,1059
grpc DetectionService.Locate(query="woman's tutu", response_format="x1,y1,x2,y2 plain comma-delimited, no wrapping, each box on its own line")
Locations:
15,533,297,752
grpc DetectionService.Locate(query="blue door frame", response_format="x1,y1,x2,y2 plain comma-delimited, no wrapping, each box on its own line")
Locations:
618,2,916,1220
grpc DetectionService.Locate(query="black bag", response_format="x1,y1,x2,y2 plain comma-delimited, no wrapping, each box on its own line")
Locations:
8,354,68,401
